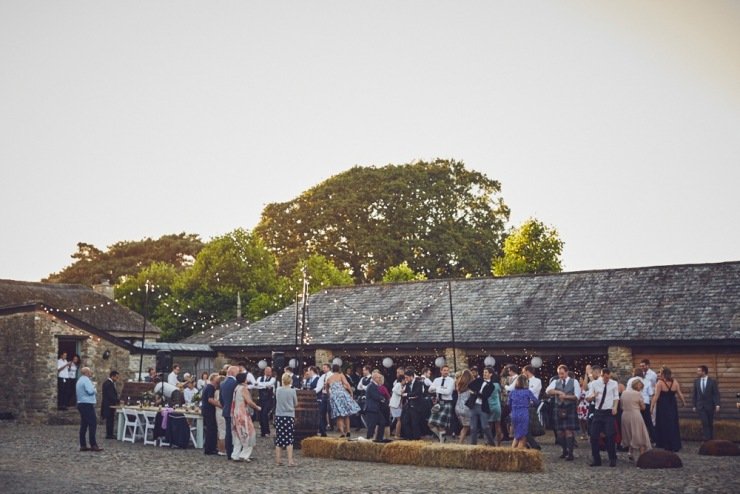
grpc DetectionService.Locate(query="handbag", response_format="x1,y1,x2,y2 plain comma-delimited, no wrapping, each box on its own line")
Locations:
529,407,545,436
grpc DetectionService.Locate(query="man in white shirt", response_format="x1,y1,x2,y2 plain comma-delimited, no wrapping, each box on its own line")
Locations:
586,368,620,467
639,359,658,442
167,364,181,387
546,365,581,461
315,363,332,437
57,351,71,410
427,365,455,442
256,367,276,437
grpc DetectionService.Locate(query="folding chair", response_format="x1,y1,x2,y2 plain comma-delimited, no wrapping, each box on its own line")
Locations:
121,408,143,443
140,410,157,446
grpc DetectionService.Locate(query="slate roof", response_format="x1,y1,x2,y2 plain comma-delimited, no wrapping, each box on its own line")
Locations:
211,261,740,349
133,341,215,354
0,279,161,337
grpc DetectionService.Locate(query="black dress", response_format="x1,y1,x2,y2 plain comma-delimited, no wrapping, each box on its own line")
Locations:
654,380,681,452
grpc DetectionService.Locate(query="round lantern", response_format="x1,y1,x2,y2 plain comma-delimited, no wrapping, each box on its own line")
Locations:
484,355,496,367
258,359,267,370
332,357,343,367
434,356,446,368
531,356,543,368
382,357,394,368
288,358,298,369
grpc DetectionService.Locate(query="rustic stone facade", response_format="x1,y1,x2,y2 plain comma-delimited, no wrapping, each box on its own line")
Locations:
607,345,633,381
314,348,333,367
0,309,136,423
445,346,468,372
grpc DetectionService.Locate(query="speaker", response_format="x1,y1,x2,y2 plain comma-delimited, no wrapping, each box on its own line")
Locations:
156,350,172,374
272,351,285,372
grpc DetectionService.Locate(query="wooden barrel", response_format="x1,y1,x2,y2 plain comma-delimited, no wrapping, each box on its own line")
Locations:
294,389,319,449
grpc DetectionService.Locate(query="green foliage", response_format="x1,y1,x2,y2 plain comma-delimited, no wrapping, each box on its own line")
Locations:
382,261,428,283
115,262,179,318
157,228,287,341
491,218,564,276
287,254,354,295
255,159,510,283
45,233,203,285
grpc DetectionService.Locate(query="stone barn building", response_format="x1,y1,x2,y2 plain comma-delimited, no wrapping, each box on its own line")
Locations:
0,279,161,423
208,261,740,419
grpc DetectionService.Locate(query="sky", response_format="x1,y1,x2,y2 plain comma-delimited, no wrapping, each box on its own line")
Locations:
1,1,739,282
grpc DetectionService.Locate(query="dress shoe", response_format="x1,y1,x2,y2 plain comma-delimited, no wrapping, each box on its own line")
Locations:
320,433,327,437
609,458,617,467
589,461,602,467
566,453,574,461
90,445,103,452
105,436,115,440
80,447,90,452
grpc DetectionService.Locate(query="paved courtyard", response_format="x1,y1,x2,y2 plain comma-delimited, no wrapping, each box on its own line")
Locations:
0,421,738,494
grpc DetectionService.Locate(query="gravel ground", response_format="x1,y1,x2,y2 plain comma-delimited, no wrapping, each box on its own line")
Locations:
0,421,738,494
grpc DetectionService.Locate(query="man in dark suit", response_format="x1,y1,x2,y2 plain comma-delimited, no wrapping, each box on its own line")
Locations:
466,367,496,446
693,365,720,441
200,373,221,455
219,366,238,459
364,372,386,441
101,370,120,439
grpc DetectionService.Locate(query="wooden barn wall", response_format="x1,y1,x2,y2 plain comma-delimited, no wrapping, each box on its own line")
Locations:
632,348,739,420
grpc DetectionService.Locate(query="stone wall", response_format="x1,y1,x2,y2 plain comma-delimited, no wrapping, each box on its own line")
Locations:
0,310,135,423
607,345,633,382
314,348,334,367
445,347,468,373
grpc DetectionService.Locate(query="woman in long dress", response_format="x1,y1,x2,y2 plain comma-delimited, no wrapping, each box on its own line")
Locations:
325,364,361,437
454,369,473,444
621,379,652,461
231,372,262,462
486,369,503,446
651,366,686,452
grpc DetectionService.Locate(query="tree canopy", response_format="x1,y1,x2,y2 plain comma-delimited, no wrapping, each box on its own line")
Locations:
255,159,510,283
45,233,203,285
382,261,428,283
491,218,564,276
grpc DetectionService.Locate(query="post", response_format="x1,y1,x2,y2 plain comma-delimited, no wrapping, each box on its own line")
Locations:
447,280,457,373
298,266,309,375
138,281,149,382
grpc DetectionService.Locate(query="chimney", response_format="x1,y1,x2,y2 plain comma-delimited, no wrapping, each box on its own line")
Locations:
92,279,115,299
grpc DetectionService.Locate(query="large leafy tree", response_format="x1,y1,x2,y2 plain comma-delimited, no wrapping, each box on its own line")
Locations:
45,233,203,285
157,228,287,341
382,261,428,283
491,218,564,276
114,262,179,327
255,159,510,283
285,254,354,296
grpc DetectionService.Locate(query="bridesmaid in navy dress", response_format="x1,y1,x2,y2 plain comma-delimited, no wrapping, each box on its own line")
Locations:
651,367,687,452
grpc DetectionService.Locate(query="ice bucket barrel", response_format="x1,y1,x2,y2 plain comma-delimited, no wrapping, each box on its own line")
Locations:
294,389,319,449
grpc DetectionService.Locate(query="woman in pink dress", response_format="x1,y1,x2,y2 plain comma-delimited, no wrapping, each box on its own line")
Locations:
621,379,652,461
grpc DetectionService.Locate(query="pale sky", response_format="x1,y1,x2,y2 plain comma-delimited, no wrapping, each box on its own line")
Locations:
1,1,739,282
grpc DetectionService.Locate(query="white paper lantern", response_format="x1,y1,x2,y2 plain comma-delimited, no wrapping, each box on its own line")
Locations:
531,356,543,368
382,357,394,368
288,358,298,369
257,359,267,370
484,355,496,367
434,356,446,368
332,357,343,367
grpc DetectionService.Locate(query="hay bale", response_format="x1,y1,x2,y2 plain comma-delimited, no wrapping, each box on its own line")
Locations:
419,443,470,469
336,440,387,463
636,449,683,469
466,446,544,473
680,419,740,442
300,437,341,458
381,440,426,465
698,440,740,456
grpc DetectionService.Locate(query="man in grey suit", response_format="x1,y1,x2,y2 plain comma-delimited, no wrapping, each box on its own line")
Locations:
693,365,720,441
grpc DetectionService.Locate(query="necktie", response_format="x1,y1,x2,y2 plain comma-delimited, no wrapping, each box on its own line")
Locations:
702,378,706,393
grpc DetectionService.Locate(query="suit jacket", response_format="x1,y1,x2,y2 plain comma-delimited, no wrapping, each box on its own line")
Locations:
101,379,118,414
365,381,384,413
466,378,494,414
219,376,237,418
405,379,425,408
693,376,720,410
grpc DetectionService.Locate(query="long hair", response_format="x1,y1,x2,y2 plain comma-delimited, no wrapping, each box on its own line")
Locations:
456,369,473,392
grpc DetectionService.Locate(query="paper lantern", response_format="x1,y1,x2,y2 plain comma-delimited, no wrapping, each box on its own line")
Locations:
434,356,446,368
288,358,298,369
484,355,496,367
258,359,267,370
382,357,394,368
531,356,543,368
332,357,343,367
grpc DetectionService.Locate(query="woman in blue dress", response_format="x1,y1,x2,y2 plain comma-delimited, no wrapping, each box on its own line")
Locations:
508,374,539,449
324,364,361,438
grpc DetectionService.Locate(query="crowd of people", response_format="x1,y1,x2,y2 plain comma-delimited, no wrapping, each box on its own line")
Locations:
66,354,728,468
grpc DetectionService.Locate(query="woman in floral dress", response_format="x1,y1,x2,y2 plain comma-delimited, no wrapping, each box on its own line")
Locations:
231,372,261,462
